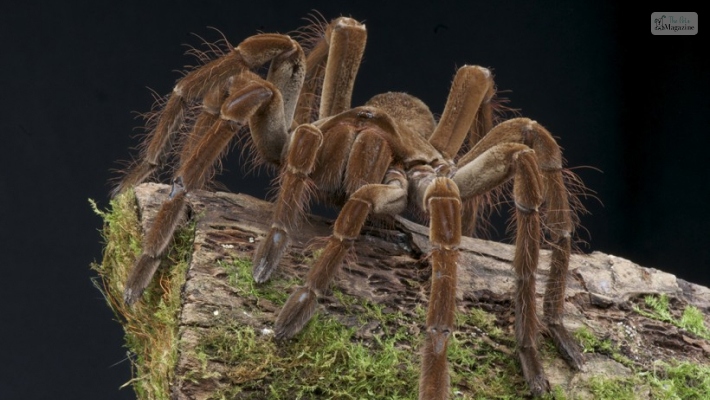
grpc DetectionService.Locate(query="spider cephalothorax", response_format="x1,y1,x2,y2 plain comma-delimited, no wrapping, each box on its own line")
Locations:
116,16,584,398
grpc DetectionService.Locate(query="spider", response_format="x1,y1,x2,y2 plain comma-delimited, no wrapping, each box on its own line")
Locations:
115,15,585,398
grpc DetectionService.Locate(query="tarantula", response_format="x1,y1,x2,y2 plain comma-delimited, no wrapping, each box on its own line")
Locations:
116,16,584,398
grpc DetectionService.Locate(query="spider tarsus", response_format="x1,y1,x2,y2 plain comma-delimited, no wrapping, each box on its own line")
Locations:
518,347,551,397
274,286,317,340
252,227,290,283
123,288,138,306
547,323,585,371
123,254,161,306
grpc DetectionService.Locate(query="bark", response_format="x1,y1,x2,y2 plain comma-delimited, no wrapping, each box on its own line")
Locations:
132,183,710,399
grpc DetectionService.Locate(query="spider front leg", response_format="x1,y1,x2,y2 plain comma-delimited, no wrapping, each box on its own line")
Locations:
453,142,551,395
453,122,584,395
510,149,550,395
124,71,295,304
114,33,306,194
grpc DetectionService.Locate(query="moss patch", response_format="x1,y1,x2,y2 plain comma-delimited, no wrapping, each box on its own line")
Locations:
90,191,195,399
582,361,710,400
188,257,546,399
575,325,710,399
633,294,710,340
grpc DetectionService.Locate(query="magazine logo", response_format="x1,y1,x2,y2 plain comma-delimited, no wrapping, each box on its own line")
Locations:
652,12,698,35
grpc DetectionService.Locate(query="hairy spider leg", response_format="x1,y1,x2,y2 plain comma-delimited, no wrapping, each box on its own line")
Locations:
273,128,407,339
510,149,549,395
114,33,306,195
453,118,584,394
252,124,323,283
466,121,586,372
318,17,366,119
294,17,366,125
123,66,299,305
252,17,368,282
428,65,496,237
409,142,538,398
417,176,461,400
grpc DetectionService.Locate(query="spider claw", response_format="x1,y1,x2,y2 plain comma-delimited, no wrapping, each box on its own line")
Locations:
274,286,317,340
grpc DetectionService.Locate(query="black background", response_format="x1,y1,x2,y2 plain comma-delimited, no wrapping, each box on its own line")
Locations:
1,1,707,399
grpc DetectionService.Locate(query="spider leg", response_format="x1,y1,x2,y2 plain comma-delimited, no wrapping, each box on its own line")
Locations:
115,33,305,194
178,73,289,188
459,119,584,371
253,110,392,282
252,123,323,283
318,18,367,120
427,65,495,236
428,65,494,160
274,130,403,339
123,184,189,305
450,142,550,395
453,119,584,394
123,72,290,305
292,17,366,125
417,176,461,400
510,149,550,396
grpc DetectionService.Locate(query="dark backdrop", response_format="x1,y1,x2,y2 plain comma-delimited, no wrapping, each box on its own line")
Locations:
1,1,707,399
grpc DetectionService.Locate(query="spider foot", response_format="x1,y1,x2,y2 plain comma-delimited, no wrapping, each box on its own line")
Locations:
518,346,550,397
252,227,289,283
123,254,161,306
274,286,317,340
547,323,585,371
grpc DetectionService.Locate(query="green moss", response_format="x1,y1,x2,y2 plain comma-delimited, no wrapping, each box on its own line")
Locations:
574,326,614,355
648,361,710,399
201,259,417,398
634,294,710,340
679,306,710,339
575,325,710,399
192,258,544,399
587,375,637,399
90,191,195,399
582,361,710,400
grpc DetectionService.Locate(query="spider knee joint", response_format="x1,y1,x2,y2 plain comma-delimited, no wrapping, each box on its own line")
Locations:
426,326,452,355
514,201,539,214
